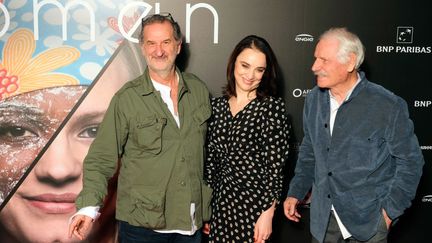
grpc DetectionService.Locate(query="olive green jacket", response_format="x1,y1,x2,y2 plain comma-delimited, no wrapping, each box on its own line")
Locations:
76,68,212,230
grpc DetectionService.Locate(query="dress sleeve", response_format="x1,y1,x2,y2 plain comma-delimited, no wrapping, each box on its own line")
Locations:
262,97,290,204
204,99,219,189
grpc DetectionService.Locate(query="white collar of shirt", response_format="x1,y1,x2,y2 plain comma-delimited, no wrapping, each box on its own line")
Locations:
151,73,198,234
329,73,361,135
151,73,180,127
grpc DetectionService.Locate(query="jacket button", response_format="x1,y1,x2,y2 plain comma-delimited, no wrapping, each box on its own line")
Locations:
326,148,330,151
328,172,333,176
327,194,331,198
324,123,328,128
180,181,186,186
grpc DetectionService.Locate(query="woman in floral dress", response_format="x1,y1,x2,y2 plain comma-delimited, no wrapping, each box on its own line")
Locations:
206,35,290,243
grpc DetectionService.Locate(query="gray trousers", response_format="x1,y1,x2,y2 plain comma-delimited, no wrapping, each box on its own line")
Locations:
312,211,388,243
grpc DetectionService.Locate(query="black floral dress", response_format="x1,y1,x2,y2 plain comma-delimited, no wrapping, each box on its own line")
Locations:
205,96,290,242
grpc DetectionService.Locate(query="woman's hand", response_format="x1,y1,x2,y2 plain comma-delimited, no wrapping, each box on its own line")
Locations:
254,202,276,243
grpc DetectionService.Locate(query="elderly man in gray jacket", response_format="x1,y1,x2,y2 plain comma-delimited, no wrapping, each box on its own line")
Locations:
284,27,424,243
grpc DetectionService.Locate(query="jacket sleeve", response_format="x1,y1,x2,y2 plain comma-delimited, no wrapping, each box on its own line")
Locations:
76,94,129,209
287,96,316,201
381,97,424,219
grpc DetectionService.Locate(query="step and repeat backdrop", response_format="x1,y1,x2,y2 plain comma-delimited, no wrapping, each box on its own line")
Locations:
0,0,430,242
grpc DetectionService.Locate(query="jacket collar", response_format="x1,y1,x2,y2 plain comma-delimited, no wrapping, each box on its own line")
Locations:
318,71,369,105
346,71,368,101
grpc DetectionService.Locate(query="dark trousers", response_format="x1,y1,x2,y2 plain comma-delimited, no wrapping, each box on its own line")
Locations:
312,212,388,243
118,221,202,243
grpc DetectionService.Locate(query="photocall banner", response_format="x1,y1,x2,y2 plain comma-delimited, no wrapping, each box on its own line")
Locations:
0,0,430,242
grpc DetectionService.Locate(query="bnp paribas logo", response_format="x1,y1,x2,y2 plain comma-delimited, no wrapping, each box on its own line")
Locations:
377,26,430,54
396,26,413,44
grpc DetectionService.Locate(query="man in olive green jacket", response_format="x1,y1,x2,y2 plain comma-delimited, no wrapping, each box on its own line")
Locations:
68,14,212,243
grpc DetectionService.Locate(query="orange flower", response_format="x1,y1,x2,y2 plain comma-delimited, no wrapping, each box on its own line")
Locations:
0,28,80,99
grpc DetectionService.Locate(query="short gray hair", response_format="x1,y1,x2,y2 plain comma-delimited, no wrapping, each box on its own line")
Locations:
139,13,182,43
320,27,365,69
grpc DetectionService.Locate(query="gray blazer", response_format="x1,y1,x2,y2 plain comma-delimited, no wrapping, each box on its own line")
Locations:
287,72,424,242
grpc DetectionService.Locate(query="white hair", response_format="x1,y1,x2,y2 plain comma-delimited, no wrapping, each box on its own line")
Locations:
320,27,365,69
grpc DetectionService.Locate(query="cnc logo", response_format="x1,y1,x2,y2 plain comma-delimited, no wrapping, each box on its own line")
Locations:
295,34,314,42
396,26,413,44
422,195,432,203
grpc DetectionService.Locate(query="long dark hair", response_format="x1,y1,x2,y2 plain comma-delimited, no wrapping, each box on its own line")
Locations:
223,35,279,98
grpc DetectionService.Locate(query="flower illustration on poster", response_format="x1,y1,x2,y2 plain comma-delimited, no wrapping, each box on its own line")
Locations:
0,0,144,83
108,11,142,44
0,28,80,99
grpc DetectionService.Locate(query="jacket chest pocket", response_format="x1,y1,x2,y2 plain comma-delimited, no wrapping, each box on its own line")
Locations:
192,104,211,139
133,116,167,154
